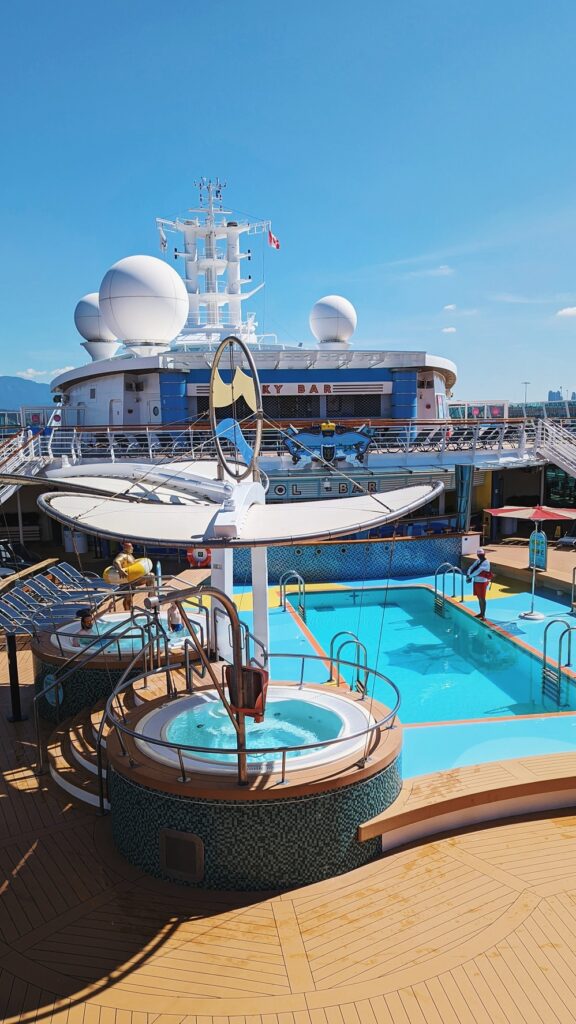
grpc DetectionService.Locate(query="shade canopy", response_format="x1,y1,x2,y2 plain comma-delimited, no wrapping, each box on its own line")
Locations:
485,504,576,522
38,481,444,549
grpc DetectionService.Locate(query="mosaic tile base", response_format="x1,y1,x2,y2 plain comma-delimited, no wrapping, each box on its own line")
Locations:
33,655,126,722
109,755,402,890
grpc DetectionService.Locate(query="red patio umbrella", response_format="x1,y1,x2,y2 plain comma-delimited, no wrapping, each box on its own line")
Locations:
485,505,576,521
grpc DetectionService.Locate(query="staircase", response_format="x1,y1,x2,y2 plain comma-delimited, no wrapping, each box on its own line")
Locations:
46,668,187,808
535,420,576,479
0,430,49,505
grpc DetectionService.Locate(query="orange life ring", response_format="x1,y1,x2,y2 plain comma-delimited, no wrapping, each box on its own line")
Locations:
186,547,211,569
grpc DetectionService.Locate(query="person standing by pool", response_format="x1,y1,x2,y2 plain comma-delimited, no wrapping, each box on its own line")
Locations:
466,548,492,621
114,541,136,612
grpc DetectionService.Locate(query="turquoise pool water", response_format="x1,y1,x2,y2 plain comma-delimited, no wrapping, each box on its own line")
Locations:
165,697,344,763
71,614,183,653
290,586,576,724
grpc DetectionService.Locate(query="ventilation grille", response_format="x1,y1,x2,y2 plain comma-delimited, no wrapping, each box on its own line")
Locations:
159,829,205,883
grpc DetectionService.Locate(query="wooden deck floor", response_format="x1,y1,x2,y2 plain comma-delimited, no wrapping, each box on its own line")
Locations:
3,654,576,1022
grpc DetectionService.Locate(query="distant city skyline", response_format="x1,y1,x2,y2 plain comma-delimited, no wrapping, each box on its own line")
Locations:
1,1,576,402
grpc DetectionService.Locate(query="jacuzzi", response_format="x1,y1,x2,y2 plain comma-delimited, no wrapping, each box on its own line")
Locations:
134,685,375,774
51,610,196,656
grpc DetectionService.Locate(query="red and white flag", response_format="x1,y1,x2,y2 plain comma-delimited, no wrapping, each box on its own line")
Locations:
268,228,280,250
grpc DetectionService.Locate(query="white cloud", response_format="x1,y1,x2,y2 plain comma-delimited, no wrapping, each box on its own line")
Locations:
17,366,74,381
556,307,576,318
405,264,455,279
441,326,457,334
443,303,457,311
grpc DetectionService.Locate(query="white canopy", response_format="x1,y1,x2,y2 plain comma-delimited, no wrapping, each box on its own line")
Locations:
38,481,443,548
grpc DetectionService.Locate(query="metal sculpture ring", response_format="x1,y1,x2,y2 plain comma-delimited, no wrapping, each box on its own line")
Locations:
209,335,263,480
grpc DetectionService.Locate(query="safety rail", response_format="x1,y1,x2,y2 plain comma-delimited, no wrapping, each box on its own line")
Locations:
434,562,465,614
571,567,576,614
34,620,151,773
237,621,268,669
96,648,401,808
327,631,369,697
0,417,548,470
541,618,576,706
279,570,306,620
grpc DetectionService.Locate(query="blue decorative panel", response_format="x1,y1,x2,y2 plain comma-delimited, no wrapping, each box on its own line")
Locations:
233,536,461,584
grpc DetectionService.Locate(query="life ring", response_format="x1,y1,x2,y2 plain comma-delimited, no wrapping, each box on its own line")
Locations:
186,547,211,569
103,557,153,584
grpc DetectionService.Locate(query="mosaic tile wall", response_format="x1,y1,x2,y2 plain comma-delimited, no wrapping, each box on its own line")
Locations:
233,535,461,584
33,654,126,723
109,755,402,890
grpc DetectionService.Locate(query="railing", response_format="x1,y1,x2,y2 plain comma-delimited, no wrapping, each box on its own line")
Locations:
434,562,465,614
536,420,576,480
572,567,576,614
97,649,401,806
237,621,268,669
541,618,576,706
34,620,152,773
279,570,306,620
0,417,548,469
327,631,369,696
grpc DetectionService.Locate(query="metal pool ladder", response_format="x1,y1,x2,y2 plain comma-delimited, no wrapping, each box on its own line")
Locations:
542,618,576,706
434,562,465,615
327,630,369,698
279,570,306,621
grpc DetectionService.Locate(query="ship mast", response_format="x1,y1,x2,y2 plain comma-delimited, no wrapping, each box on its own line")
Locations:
156,178,269,344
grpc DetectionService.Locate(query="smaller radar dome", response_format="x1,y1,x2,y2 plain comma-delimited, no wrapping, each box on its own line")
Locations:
74,293,118,343
99,255,189,354
309,295,357,349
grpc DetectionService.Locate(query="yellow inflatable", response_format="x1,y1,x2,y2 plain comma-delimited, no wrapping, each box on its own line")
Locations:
103,557,153,585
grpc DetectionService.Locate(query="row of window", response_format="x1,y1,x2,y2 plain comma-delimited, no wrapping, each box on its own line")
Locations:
196,394,384,420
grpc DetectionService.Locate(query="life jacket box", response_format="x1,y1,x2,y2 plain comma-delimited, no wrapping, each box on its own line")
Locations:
225,665,268,722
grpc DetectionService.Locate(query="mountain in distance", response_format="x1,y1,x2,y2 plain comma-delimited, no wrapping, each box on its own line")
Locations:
0,376,53,409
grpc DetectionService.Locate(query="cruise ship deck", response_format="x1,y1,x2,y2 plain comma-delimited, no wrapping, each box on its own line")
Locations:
3,645,576,1024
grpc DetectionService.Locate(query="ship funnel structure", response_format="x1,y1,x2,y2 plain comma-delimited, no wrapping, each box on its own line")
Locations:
98,255,189,357
74,292,121,361
309,295,357,350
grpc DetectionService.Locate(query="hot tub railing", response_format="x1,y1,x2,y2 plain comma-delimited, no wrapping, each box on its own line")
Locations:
34,620,152,774
97,649,401,808
327,631,369,696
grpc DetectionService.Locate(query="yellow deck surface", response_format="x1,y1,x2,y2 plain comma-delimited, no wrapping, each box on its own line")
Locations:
3,649,576,1022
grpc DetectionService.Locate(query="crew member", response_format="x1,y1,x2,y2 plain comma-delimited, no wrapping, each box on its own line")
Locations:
114,541,136,611
466,547,492,621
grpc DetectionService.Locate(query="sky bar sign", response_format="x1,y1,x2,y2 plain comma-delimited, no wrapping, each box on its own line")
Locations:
191,381,392,396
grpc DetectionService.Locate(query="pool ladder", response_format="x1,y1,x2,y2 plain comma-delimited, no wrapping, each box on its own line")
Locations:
279,570,306,621
434,562,465,615
327,630,369,698
541,619,576,706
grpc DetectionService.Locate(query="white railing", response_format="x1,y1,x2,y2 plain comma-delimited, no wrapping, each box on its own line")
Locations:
536,420,576,479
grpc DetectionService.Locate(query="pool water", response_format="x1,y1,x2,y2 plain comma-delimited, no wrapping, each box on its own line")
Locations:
293,587,576,724
74,614,183,653
165,697,344,763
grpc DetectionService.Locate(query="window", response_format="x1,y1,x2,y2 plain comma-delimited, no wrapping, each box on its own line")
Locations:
89,388,96,400
326,394,381,418
262,395,321,420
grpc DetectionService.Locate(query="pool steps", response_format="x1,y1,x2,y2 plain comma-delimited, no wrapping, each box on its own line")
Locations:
47,668,189,807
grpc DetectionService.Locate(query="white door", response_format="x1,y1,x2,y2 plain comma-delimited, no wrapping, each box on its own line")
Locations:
109,399,122,425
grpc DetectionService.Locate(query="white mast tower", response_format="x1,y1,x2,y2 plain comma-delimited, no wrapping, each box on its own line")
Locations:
156,178,269,346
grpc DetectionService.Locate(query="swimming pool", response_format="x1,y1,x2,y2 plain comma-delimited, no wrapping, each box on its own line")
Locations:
289,586,576,724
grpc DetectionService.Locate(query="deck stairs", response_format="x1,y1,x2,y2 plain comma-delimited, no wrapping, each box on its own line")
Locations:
535,420,576,479
46,667,188,808
0,430,49,505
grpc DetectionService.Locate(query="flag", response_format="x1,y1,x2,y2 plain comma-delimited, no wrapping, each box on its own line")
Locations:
158,225,168,253
268,228,280,250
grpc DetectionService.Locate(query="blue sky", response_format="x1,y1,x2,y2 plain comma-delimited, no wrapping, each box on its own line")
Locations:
2,0,576,401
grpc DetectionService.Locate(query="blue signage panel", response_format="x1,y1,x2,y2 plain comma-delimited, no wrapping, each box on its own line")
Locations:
529,529,548,571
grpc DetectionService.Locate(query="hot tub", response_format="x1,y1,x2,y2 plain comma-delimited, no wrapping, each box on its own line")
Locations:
134,685,375,774
51,611,194,656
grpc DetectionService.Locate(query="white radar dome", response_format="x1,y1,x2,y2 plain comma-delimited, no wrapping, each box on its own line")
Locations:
99,255,189,352
309,295,357,348
74,292,118,343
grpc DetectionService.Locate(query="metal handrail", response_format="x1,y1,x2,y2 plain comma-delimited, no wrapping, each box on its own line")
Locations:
34,621,150,774
434,562,465,606
98,649,400,798
571,567,576,614
279,570,306,619
541,618,576,706
327,630,368,689
235,620,268,669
